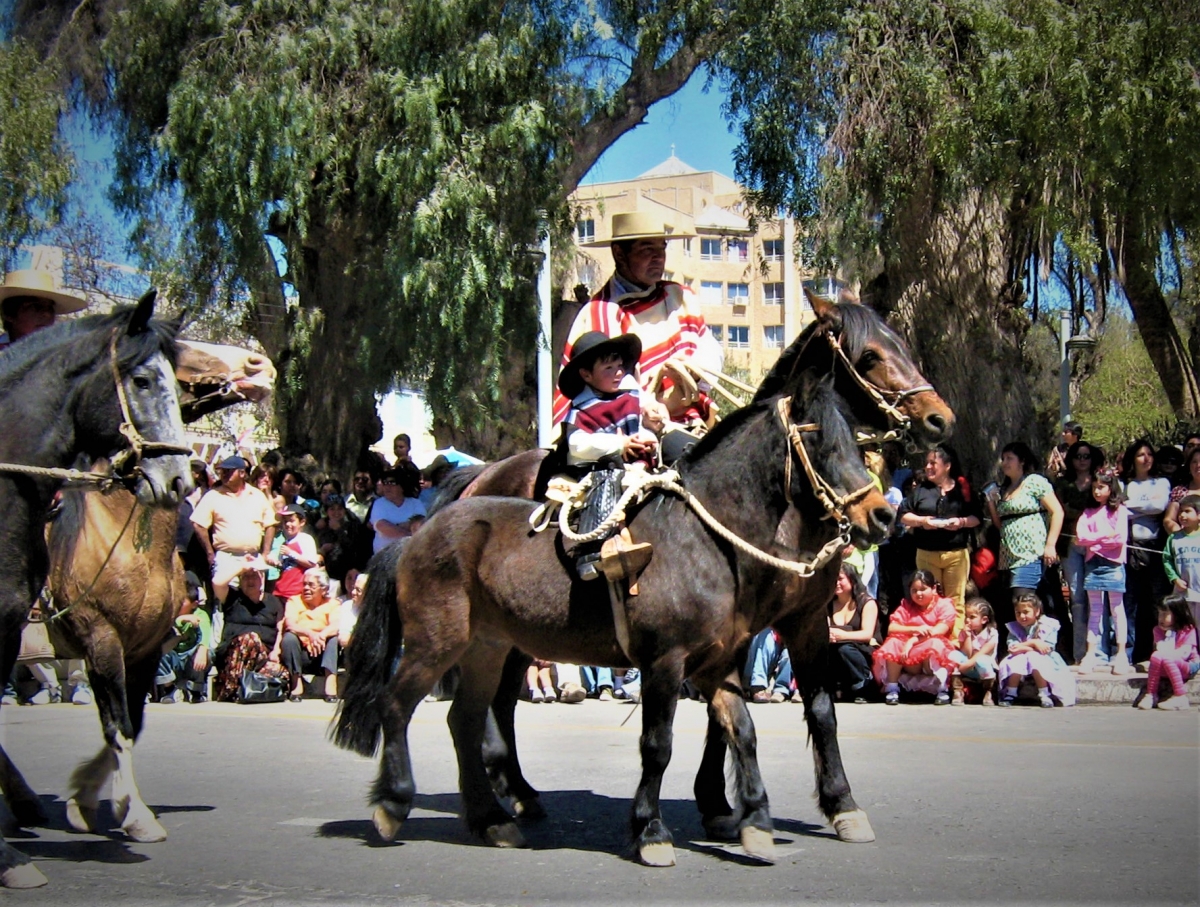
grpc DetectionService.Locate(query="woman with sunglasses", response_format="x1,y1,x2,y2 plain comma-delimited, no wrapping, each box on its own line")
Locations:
1054,440,1105,663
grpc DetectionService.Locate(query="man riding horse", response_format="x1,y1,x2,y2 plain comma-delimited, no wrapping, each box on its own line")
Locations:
0,269,89,350
552,211,724,445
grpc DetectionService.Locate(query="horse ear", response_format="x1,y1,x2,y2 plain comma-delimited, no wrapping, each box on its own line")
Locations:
803,285,834,319
128,288,157,336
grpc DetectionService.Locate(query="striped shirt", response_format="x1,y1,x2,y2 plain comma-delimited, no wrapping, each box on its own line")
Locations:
564,377,644,466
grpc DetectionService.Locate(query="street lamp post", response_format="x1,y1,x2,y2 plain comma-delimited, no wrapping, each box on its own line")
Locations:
1059,310,1096,427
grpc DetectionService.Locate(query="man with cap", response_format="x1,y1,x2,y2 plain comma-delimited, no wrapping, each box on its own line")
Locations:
551,211,723,431
0,268,89,350
190,455,278,604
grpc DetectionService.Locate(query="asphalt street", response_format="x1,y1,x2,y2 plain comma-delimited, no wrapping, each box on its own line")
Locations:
0,696,1195,906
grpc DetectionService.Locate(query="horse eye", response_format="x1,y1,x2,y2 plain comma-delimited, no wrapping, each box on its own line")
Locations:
133,376,152,391
858,350,880,369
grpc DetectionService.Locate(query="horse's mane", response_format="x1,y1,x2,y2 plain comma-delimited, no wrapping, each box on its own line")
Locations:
0,305,179,395
46,486,91,582
753,302,888,404
426,464,487,516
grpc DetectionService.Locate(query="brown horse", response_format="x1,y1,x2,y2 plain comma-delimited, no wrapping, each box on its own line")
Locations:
44,483,185,843
336,368,894,866
428,293,954,842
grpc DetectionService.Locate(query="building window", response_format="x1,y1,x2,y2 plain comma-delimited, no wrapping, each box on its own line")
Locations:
700,238,722,260
663,270,674,282
683,237,693,257
763,239,784,261
576,219,595,243
709,324,723,342
726,282,749,305
728,325,750,348
763,325,785,347
764,282,785,304
727,239,749,263
700,280,724,305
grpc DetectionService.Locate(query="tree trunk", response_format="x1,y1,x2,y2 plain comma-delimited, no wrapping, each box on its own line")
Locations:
276,230,383,480
880,188,1039,485
1117,220,1200,419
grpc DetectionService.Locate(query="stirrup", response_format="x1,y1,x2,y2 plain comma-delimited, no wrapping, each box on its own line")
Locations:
597,530,653,583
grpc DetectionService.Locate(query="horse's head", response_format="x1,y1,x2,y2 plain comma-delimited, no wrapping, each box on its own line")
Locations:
784,372,895,549
809,290,954,446
77,291,193,507
758,290,955,447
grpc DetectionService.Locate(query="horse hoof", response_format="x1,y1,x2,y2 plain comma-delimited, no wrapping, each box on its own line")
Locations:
372,805,403,842
124,816,168,843
832,809,876,843
0,862,48,889
638,841,676,867
512,798,546,821
484,821,526,848
65,799,97,833
702,815,740,842
739,825,777,864
10,798,47,828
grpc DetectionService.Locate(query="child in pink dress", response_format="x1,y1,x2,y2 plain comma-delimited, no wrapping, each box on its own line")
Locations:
1138,594,1200,710
873,570,958,705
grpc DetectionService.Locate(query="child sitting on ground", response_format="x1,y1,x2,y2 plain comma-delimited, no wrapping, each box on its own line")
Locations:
997,591,1076,707
949,598,999,705
558,331,657,580
156,575,212,704
873,570,958,705
1138,594,1199,711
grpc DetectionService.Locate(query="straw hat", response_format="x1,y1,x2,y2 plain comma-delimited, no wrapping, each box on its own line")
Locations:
583,211,694,247
0,270,88,314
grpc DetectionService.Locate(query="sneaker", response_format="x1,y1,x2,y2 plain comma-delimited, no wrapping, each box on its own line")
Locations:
1038,692,1055,708
29,686,61,705
2,684,18,706
612,686,629,700
1111,660,1134,676
529,688,545,703
71,684,93,706
159,687,180,704
769,690,786,703
1136,695,1156,711
559,683,586,704
542,688,557,703
597,687,613,702
884,688,900,706
1157,696,1192,711
998,691,1017,708
934,691,950,706
790,689,803,704
188,690,207,704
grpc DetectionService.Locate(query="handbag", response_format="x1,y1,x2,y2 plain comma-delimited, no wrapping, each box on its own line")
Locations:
238,669,285,704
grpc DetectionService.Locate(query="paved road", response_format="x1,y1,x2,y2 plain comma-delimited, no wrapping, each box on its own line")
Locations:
0,697,1195,906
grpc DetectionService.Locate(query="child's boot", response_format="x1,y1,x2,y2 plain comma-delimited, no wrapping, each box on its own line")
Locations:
950,675,965,706
980,678,995,707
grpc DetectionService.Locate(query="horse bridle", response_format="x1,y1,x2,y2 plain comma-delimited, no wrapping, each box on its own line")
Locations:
822,327,934,439
775,395,875,527
106,329,194,481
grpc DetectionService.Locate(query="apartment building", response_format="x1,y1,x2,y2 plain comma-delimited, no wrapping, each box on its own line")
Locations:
567,153,814,382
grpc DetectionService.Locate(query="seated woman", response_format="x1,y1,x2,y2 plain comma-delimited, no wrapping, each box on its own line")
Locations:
827,563,882,702
281,567,341,702
214,564,286,702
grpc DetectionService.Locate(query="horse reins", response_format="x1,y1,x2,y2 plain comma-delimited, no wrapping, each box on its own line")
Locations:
775,395,876,525
0,330,192,490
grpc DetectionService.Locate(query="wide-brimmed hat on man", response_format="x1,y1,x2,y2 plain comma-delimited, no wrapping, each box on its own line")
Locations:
582,211,694,248
0,270,89,314
557,331,642,399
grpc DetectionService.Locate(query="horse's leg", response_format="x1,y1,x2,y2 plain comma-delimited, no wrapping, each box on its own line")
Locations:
630,656,683,867
450,640,525,847
482,648,544,820
110,654,165,842
693,667,775,863
369,636,461,843
0,609,44,829
693,710,738,840
778,619,875,844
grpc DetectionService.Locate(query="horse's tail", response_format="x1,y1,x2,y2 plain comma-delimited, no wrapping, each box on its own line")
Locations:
330,542,406,757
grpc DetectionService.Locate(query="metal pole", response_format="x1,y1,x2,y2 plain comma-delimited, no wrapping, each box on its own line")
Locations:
536,230,553,448
1059,310,1071,427
783,216,798,339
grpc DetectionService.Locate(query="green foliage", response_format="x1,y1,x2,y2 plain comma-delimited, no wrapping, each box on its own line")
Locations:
1072,316,1173,455
0,39,72,265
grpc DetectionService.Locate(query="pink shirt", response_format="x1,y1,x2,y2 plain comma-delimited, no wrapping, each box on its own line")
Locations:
1074,504,1129,564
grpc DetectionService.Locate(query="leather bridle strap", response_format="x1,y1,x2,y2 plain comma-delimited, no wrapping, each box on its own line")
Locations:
776,396,876,524
824,329,934,432
107,330,193,478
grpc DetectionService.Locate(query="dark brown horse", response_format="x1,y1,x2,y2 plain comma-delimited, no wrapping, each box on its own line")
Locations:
335,366,894,866
426,294,953,844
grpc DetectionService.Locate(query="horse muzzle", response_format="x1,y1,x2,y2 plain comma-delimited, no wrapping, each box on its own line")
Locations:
845,493,895,549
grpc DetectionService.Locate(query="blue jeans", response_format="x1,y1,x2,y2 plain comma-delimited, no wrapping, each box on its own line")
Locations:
580,665,613,693
743,629,793,691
